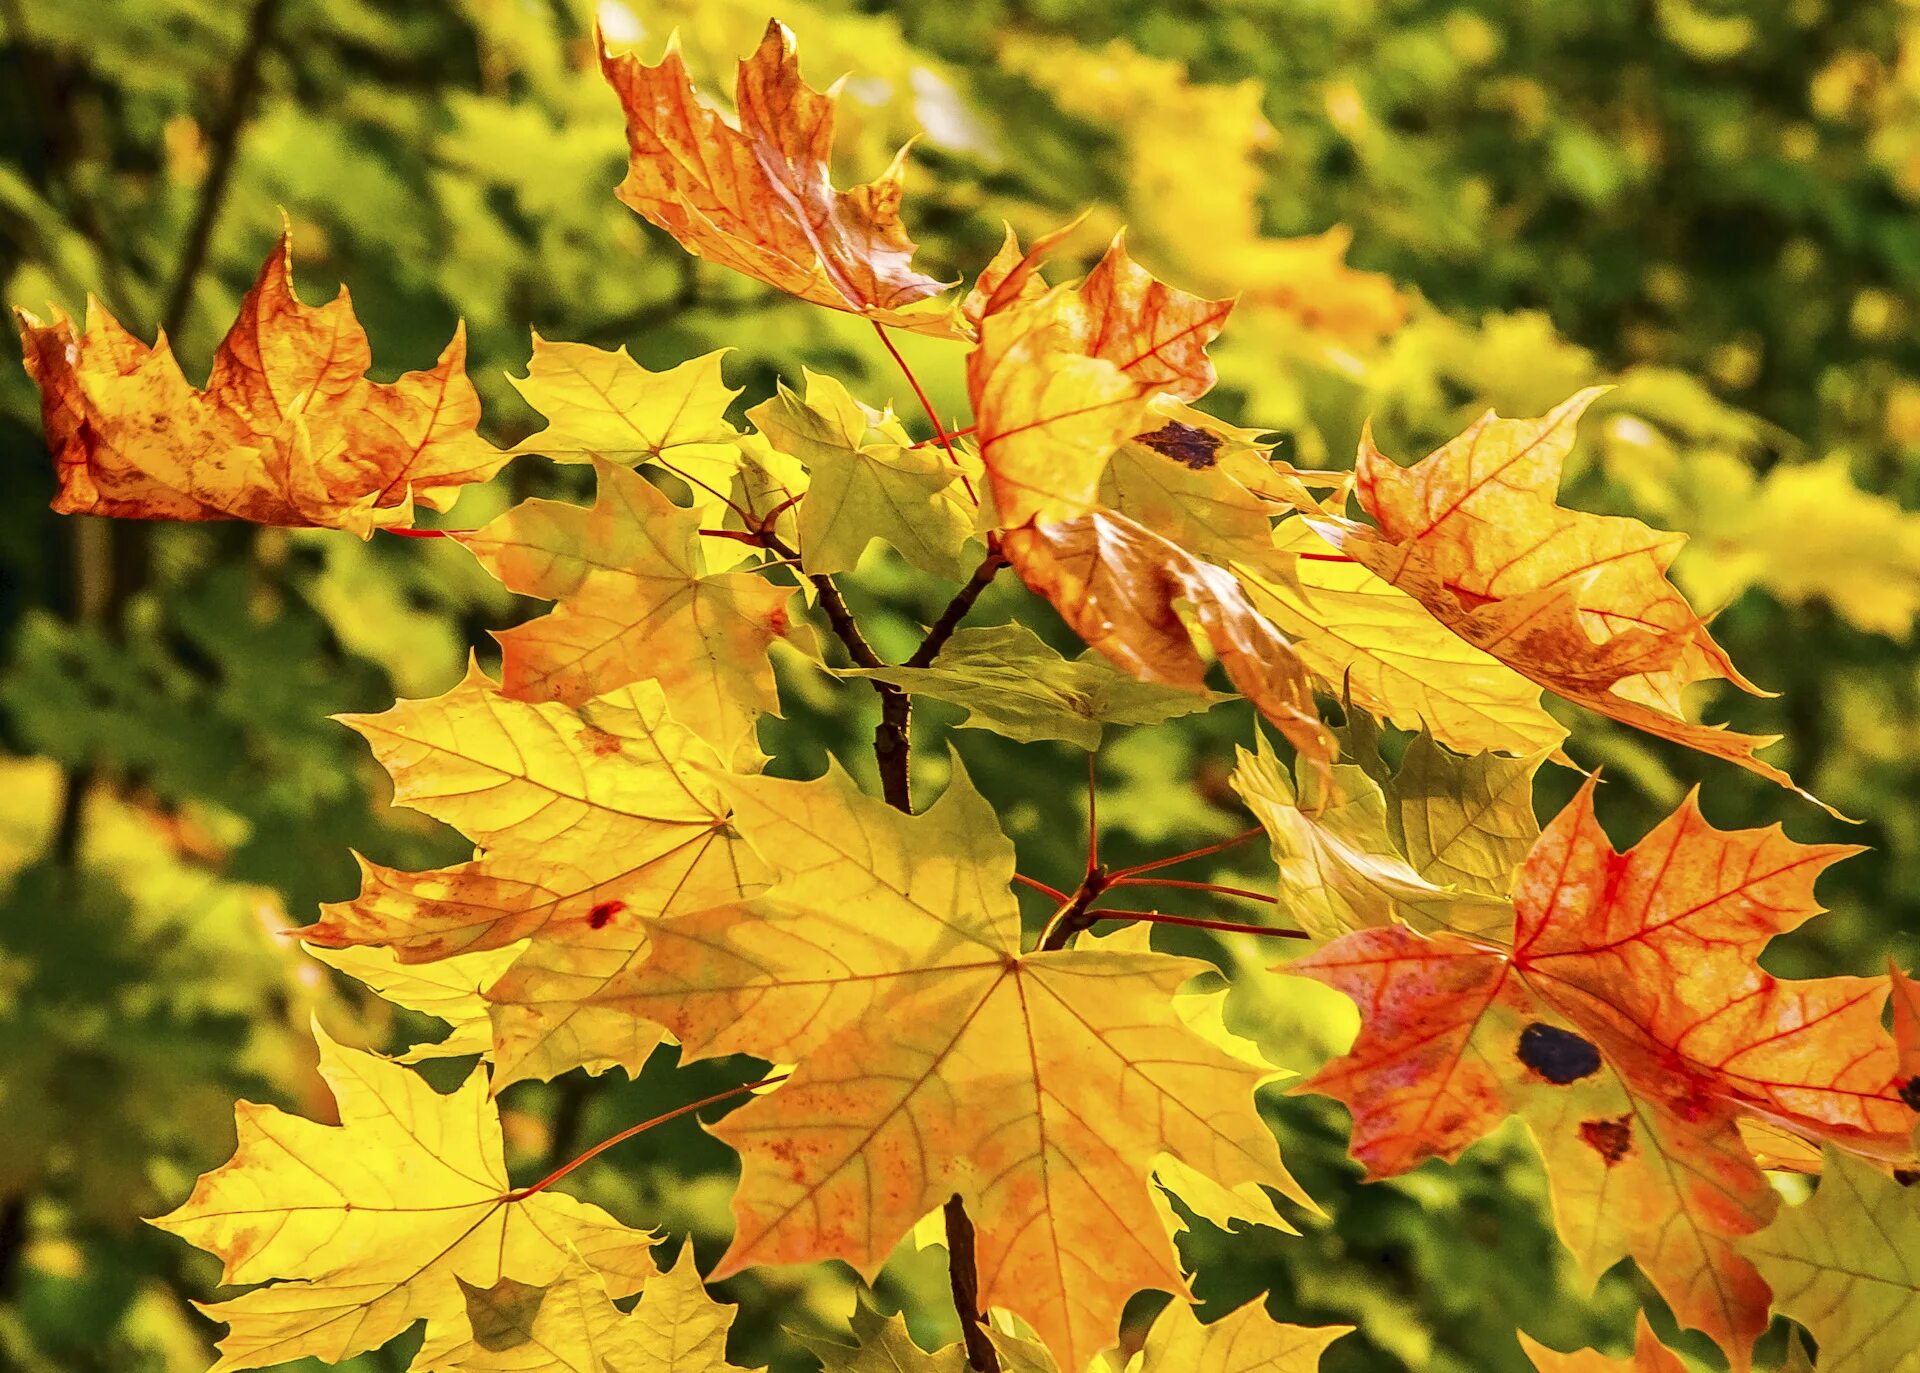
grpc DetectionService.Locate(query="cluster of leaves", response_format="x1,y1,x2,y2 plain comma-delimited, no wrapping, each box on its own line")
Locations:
13,16,1920,1373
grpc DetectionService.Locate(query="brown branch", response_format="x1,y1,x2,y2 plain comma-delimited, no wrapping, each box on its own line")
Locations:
904,542,1005,669
944,1194,999,1373
162,0,283,337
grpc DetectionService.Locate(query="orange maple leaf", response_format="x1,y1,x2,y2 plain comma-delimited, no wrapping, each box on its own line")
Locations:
600,763,1307,1373
1291,780,1906,1365
1311,391,1822,804
599,20,951,329
17,231,504,534
969,233,1232,528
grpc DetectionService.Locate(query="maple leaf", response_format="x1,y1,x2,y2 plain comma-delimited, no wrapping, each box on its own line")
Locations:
841,621,1227,749
17,230,504,534
1310,390,1819,804
506,334,741,468
748,370,975,580
1241,520,1566,758
1518,1315,1688,1373
305,941,525,1063
601,763,1307,1373
1291,781,1905,1365
434,1248,752,1373
455,460,804,757
153,1028,655,1372
969,236,1232,528
1739,1147,1920,1373
1131,1297,1351,1373
1003,512,1335,769
303,666,764,1085
964,240,1332,767
799,1302,969,1373
599,21,951,329
1232,722,1541,941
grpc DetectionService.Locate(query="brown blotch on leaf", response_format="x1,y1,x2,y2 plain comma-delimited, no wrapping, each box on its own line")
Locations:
1895,1167,1920,1187
1515,1021,1602,1084
587,900,626,930
1899,1075,1920,1111
1134,421,1222,470
1578,1114,1634,1167
579,725,623,757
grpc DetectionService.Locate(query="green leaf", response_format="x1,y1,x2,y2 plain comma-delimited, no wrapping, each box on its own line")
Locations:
797,1302,971,1373
750,370,975,580
1739,1147,1920,1373
1230,719,1541,940
843,622,1227,749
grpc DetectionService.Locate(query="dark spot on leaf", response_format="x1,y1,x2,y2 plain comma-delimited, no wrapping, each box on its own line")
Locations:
1134,421,1221,470
459,1275,547,1351
1900,1075,1920,1111
1516,1021,1602,1084
1578,1114,1633,1166
588,900,626,930
580,725,622,757
1896,1168,1920,1187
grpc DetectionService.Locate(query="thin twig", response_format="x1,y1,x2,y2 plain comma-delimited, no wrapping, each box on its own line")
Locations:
904,542,1005,669
1084,752,1099,879
162,0,284,337
872,320,976,501
1013,872,1069,902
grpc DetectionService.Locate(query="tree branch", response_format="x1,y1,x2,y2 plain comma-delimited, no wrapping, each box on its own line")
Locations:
162,0,283,337
905,542,1005,669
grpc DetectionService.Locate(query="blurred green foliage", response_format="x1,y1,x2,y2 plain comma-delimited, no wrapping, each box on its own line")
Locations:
2,0,1917,1370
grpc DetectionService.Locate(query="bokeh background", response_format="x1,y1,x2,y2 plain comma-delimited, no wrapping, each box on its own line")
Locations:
2,0,1917,1369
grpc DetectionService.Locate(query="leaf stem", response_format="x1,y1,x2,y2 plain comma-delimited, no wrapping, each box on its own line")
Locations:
501,1073,787,1203
913,423,978,448
1013,872,1069,902
1105,825,1265,880
871,320,975,501
1108,875,1280,905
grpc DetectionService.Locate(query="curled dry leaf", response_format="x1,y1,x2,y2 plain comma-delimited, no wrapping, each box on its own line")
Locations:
599,20,951,329
18,231,504,534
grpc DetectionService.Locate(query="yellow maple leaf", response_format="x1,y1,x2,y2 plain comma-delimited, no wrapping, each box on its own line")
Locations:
1518,1315,1689,1372
153,1027,656,1372
1241,521,1565,758
305,666,765,1086
1739,1147,1920,1373
603,763,1307,1373
456,461,804,758
433,1248,748,1373
506,334,741,470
